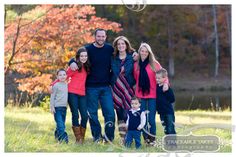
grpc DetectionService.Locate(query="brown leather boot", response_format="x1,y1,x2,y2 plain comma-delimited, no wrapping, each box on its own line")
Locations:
72,126,81,143
79,126,86,144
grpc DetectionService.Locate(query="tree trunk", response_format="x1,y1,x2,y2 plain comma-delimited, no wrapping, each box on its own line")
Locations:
212,5,219,77
4,6,7,25
203,8,209,55
5,17,22,75
167,8,175,78
225,6,231,60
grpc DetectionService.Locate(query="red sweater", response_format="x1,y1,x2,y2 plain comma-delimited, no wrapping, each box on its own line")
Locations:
67,67,87,96
133,61,162,99
51,67,87,96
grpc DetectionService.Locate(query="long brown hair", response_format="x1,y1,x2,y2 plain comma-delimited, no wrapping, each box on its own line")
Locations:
113,36,135,57
75,47,90,73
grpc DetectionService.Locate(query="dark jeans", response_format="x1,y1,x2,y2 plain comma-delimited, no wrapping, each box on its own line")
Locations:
125,130,141,149
140,98,156,139
68,93,88,128
160,114,176,134
86,86,115,141
54,107,68,143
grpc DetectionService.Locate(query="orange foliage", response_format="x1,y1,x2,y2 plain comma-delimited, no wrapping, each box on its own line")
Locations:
5,4,122,95
15,74,53,95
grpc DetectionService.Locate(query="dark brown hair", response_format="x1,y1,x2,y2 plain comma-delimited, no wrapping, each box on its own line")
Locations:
131,96,140,103
94,28,107,36
75,47,90,73
56,68,66,75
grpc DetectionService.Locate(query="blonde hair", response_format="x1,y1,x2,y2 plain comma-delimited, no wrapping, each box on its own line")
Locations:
113,36,135,57
156,68,168,78
136,43,158,72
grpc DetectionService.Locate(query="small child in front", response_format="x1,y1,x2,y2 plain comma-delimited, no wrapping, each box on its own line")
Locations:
155,68,176,135
50,68,68,143
125,96,146,149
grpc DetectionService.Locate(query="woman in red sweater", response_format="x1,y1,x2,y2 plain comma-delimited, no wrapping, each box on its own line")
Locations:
134,43,168,146
51,47,90,144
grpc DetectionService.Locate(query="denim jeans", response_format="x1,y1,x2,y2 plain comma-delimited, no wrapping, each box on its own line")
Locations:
54,107,68,143
140,98,156,139
125,130,141,149
68,93,88,128
160,114,176,134
86,86,115,141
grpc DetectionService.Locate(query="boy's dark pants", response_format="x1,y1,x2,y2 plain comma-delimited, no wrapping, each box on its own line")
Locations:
160,114,176,148
125,130,141,149
54,107,68,143
160,114,176,134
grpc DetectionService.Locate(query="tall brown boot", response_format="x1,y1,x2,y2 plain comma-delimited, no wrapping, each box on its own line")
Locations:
72,126,81,143
79,126,86,144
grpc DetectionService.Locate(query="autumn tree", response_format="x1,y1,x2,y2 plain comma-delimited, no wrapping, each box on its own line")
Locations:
5,4,122,104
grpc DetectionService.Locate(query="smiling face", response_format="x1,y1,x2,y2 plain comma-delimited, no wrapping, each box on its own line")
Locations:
117,39,127,53
80,51,88,64
139,46,149,61
57,70,67,82
155,73,165,85
95,30,106,46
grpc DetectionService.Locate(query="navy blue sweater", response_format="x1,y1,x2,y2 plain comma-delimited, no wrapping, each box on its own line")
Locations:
127,110,142,131
156,85,175,114
69,43,114,87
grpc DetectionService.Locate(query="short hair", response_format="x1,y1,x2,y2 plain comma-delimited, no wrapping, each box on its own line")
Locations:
94,28,107,36
131,96,140,103
156,68,168,78
56,68,66,75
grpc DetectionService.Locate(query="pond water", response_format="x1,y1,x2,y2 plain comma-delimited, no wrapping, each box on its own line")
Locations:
174,90,231,111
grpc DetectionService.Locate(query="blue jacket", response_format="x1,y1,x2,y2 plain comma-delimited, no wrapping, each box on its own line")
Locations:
156,85,175,114
110,53,135,88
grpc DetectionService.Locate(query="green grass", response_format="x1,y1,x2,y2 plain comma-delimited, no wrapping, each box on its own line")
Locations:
4,107,232,152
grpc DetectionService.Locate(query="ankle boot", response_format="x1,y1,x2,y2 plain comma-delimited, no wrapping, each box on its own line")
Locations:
148,135,156,146
118,120,127,144
79,126,86,144
72,126,81,143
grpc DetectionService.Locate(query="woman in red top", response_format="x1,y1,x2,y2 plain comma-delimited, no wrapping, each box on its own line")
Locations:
51,47,90,144
134,43,168,146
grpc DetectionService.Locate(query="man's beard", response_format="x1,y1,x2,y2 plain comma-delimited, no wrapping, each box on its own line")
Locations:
95,40,105,46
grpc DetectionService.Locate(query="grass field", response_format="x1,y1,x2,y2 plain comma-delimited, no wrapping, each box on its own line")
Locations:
4,107,232,152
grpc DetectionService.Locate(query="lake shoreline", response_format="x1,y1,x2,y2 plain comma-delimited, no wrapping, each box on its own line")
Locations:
170,76,231,92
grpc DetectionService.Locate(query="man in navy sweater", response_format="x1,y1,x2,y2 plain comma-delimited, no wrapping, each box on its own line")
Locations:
155,68,176,135
69,29,115,142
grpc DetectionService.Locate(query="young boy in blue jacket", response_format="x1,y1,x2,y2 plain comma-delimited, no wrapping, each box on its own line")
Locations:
155,68,176,135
